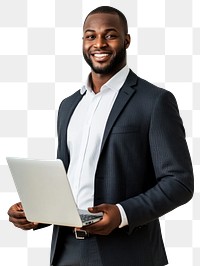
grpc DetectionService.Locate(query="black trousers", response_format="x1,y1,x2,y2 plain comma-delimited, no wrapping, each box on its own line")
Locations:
52,228,103,266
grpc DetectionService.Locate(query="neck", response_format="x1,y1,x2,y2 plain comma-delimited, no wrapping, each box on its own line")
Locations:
90,64,126,94
90,74,112,94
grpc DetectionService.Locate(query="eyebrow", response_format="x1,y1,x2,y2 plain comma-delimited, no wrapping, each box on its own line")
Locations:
84,28,118,34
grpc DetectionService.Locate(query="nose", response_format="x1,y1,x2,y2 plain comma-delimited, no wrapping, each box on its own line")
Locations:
94,36,107,48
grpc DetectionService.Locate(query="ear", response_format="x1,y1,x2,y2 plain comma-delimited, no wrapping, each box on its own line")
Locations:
125,34,131,49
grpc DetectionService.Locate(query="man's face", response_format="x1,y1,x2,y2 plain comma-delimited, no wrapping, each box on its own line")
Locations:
82,13,130,75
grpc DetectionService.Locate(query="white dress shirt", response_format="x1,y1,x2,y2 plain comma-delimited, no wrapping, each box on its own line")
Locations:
67,65,129,227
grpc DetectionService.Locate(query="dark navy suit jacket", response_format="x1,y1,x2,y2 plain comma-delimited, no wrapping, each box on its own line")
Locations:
50,70,193,266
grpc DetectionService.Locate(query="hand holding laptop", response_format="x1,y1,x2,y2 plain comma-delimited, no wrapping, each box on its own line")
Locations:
82,204,121,235
8,202,38,231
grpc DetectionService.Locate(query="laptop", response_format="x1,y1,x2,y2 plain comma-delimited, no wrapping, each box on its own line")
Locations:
6,157,103,227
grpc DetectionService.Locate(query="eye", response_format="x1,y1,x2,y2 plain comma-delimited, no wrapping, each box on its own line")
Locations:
105,34,117,40
84,34,96,40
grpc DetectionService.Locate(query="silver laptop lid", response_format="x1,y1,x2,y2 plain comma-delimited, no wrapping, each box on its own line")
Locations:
6,157,83,227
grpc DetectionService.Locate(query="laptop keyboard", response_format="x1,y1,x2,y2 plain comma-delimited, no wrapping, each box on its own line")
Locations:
80,213,100,223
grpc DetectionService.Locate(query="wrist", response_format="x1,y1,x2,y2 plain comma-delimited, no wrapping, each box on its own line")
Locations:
116,204,128,228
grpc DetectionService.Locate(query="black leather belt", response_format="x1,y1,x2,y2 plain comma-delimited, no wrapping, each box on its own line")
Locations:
74,228,90,239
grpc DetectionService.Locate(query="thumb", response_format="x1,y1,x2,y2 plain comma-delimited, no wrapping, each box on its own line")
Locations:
88,204,104,213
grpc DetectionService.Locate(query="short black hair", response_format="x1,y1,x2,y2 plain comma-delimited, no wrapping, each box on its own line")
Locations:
83,6,128,34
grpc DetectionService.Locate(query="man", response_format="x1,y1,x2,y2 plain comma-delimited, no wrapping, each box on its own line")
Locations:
8,6,194,266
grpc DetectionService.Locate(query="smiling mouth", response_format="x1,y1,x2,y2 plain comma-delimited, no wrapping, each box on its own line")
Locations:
92,53,111,62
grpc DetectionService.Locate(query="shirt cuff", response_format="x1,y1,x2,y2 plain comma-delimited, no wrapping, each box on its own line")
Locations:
116,204,128,228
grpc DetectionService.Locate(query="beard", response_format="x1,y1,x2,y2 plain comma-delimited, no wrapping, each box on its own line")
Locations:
83,46,126,75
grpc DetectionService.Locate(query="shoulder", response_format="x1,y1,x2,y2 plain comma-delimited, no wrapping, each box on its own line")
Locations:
138,76,168,98
125,70,179,121
127,69,174,102
58,90,82,112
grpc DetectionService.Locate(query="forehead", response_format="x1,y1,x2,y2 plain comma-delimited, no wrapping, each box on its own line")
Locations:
83,13,123,33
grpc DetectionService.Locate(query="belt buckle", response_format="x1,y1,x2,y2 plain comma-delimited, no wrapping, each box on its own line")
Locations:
74,228,88,240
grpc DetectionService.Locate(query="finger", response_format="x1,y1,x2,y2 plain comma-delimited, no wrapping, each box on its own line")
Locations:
8,203,24,218
9,216,29,225
10,216,39,230
83,217,106,234
9,210,26,220
14,222,37,231
15,202,23,211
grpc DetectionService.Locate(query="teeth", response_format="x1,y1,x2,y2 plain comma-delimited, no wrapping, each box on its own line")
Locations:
94,54,109,58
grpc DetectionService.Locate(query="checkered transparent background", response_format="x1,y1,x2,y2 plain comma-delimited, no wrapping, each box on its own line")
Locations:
0,0,199,265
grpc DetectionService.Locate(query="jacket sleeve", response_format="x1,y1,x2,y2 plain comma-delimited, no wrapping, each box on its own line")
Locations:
120,90,194,234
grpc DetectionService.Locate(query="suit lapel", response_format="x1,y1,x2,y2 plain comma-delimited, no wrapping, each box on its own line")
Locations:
100,70,138,153
58,91,84,168
65,92,84,126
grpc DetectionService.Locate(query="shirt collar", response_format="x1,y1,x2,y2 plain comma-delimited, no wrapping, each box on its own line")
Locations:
80,65,130,95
